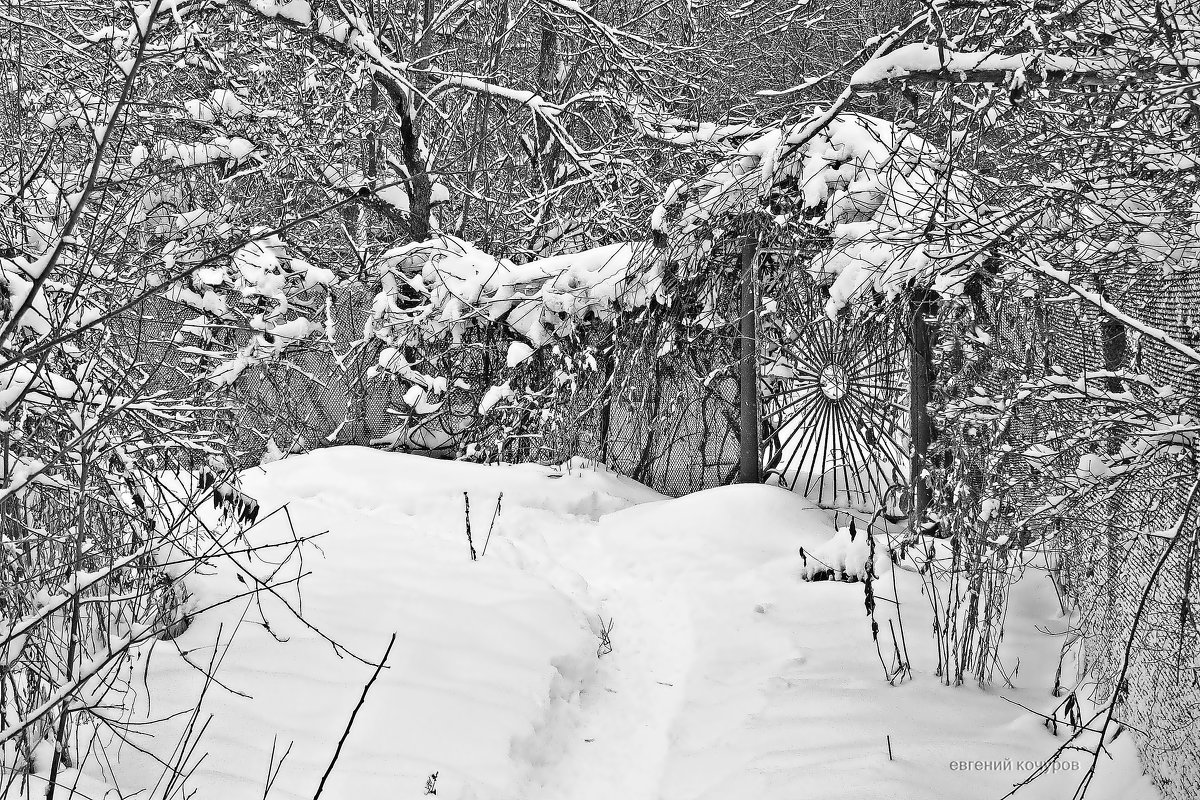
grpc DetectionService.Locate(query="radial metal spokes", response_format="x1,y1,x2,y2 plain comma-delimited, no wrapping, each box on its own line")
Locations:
762,309,909,513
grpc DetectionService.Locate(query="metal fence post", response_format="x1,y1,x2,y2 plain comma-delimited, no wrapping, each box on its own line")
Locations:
739,238,761,484
909,289,937,528
597,339,615,466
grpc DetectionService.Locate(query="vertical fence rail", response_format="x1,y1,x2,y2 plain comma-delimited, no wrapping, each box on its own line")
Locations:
909,289,937,530
739,237,761,484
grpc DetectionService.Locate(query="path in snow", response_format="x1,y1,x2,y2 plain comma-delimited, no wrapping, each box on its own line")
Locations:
506,483,1158,800
515,486,858,800
51,449,1159,800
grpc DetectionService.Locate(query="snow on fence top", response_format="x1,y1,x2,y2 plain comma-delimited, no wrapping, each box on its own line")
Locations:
368,235,665,348
371,111,984,361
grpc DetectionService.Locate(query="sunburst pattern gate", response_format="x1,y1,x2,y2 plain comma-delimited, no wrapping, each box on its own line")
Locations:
756,246,911,516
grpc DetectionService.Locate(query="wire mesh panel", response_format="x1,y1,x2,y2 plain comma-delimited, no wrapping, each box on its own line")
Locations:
221,283,409,461
936,260,1200,799
1061,269,1200,800
603,346,741,496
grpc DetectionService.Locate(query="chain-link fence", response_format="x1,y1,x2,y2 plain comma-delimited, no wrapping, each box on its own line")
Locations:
933,262,1200,800
185,281,744,498
1053,271,1200,800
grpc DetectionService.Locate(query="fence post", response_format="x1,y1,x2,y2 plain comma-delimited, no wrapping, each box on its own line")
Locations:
337,284,370,444
739,238,761,484
1098,291,1128,632
596,339,615,466
909,289,937,529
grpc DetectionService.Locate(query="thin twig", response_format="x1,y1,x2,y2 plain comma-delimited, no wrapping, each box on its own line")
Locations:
463,492,476,561
312,633,397,800
481,492,502,557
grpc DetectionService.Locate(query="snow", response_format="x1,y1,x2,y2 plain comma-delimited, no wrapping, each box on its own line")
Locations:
249,0,313,25
159,280,228,315
659,113,982,316
506,341,535,367
0,257,54,335
434,75,560,119
799,521,879,581
184,97,215,122
850,44,1118,86
479,381,513,413
42,447,1157,800
184,91,253,122
1077,452,1116,482
651,179,685,231
156,136,256,166
322,163,411,215
403,384,444,414
622,94,760,145
206,316,324,386
370,235,665,347
173,314,210,343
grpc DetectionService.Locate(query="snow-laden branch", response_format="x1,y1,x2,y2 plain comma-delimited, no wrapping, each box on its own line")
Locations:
575,86,762,148
426,73,586,164
652,109,982,315
849,43,1155,88
428,74,561,118
0,0,161,346
1019,253,1200,367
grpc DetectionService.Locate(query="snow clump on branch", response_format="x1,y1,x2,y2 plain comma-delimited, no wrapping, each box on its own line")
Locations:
656,112,985,316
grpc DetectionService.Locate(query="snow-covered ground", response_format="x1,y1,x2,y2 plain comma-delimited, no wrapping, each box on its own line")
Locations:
32,448,1158,799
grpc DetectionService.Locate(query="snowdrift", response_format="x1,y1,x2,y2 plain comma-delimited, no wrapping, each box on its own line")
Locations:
21,447,1158,800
